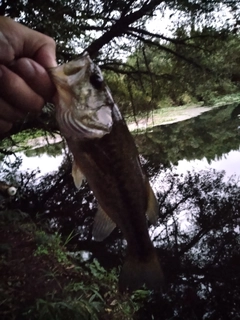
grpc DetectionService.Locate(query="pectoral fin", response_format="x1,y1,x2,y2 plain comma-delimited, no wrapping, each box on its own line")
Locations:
92,205,116,241
146,181,159,225
72,160,85,189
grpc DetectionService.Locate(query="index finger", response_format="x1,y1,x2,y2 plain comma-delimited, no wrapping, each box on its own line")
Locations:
22,29,57,68
0,16,57,68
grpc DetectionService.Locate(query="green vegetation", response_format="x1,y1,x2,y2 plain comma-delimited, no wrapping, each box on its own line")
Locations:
1,164,240,319
1,1,240,319
134,101,240,166
0,210,150,320
24,141,63,158
107,32,240,119
1,0,240,136
127,93,240,131
2,129,43,146
0,129,55,153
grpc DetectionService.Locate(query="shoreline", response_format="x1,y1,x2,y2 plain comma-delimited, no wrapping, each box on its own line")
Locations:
127,104,214,131
19,100,240,148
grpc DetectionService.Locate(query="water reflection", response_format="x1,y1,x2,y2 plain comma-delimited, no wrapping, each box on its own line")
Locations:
24,141,63,158
19,153,63,177
1,102,240,319
176,149,240,179
2,154,240,319
134,102,240,168
5,102,240,179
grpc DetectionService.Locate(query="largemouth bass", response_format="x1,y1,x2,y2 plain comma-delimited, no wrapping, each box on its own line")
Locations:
50,53,164,292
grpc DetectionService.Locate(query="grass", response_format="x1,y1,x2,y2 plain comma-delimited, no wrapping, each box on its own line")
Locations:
208,92,240,105
0,209,150,320
127,93,240,131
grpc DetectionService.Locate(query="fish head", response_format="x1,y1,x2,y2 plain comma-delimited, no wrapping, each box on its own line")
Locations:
50,53,116,139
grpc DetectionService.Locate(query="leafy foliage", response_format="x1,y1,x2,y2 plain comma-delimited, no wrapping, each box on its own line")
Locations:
1,1,240,319
0,208,149,320
136,167,240,319
1,139,240,318
1,0,240,134
135,101,240,166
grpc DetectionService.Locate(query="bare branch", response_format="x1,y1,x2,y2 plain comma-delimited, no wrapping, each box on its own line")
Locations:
126,31,211,71
85,0,164,57
101,63,174,80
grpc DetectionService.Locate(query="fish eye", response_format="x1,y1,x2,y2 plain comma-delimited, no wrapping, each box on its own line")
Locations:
90,73,103,90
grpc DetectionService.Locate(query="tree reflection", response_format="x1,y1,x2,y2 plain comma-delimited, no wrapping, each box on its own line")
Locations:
1,153,240,319
24,141,63,157
139,167,240,319
135,102,240,166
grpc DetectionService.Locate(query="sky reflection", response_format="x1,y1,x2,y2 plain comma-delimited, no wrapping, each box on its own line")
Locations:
176,149,240,178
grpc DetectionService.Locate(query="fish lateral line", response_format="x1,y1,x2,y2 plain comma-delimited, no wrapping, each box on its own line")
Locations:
50,53,164,292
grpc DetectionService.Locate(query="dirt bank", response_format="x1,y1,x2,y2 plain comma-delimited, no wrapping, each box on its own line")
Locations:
127,105,213,131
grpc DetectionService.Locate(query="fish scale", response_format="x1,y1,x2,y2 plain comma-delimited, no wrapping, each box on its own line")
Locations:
50,53,164,292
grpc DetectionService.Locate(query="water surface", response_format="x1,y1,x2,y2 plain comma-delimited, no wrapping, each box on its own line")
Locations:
2,102,240,319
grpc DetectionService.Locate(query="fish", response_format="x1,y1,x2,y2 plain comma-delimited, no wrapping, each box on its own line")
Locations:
50,53,164,292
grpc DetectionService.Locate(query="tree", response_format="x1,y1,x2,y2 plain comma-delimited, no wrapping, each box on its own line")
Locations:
1,151,240,319
1,0,240,134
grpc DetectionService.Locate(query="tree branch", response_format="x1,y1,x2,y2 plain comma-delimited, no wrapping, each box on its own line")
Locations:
101,62,174,80
85,0,164,57
126,31,211,71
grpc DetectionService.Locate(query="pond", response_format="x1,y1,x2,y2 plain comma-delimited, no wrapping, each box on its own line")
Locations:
1,102,240,319
12,101,240,179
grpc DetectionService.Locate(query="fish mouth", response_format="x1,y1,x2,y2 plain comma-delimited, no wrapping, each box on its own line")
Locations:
58,106,112,139
49,54,90,92
49,53,114,139
49,53,91,80
49,64,70,95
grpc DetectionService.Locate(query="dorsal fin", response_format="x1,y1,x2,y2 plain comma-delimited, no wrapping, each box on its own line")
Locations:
72,160,85,189
92,205,116,241
145,180,159,225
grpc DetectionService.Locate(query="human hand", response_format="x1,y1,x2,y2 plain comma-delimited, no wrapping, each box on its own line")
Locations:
0,16,57,135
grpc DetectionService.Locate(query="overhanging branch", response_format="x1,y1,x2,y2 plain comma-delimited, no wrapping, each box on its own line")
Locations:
85,0,164,57
126,31,211,71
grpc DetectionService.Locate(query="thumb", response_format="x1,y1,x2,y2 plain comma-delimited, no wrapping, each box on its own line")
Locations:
32,41,57,69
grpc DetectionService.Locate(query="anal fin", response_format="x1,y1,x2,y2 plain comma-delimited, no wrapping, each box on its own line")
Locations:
92,205,116,241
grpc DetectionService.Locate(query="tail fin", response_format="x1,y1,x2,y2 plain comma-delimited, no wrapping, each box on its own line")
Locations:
119,251,164,293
